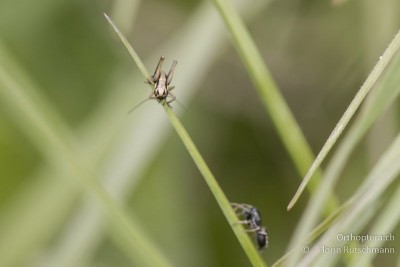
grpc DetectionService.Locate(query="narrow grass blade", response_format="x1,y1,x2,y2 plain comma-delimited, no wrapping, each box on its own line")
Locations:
350,182,400,267
288,30,400,210
273,202,377,267
271,200,350,267
272,196,378,267
104,14,267,266
0,46,174,267
285,33,400,267
211,0,338,214
104,13,152,81
164,106,266,266
317,200,380,267
298,132,400,266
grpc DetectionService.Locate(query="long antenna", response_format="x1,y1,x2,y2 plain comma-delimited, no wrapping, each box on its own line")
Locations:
127,98,151,115
174,99,187,112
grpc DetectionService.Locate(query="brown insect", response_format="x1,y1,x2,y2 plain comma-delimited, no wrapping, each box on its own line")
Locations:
146,56,177,106
128,56,177,114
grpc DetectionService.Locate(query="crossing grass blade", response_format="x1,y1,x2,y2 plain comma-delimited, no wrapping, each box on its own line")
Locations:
298,131,400,266
350,182,400,267
288,30,400,210
285,32,400,267
210,0,338,214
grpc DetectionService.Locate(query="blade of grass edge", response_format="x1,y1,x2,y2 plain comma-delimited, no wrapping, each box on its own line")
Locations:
104,13,152,82
271,198,379,267
271,200,350,267
351,182,400,267
272,197,378,267
288,30,400,210
285,37,400,267
299,132,400,266
104,13,267,267
210,0,338,214
164,106,266,267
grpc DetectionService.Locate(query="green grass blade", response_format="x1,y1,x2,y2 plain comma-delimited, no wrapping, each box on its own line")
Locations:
104,13,152,81
298,131,400,266
317,201,380,267
0,45,174,267
351,183,400,267
104,14,267,266
271,200,350,267
288,30,400,209
164,106,266,266
285,34,400,267
210,0,337,213
272,196,379,267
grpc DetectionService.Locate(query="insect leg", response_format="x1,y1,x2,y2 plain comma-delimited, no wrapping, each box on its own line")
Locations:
152,56,165,83
127,98,150,114
236,220,250,225
244,226,261,233
149,91,156,99
167,92,176,105
167,60,177,85
231,203,253,213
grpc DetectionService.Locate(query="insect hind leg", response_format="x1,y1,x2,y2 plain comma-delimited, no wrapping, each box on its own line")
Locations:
151,56,165,83
167,92,176,105
167,60,177,85
231,203,253,212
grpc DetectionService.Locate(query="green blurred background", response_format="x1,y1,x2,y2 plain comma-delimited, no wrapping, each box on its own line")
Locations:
0,0,399,266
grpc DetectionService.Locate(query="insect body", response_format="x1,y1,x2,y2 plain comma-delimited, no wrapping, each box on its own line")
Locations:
255,227,268,251
231,203,269,251
147,56,177,106
127,56,178,114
